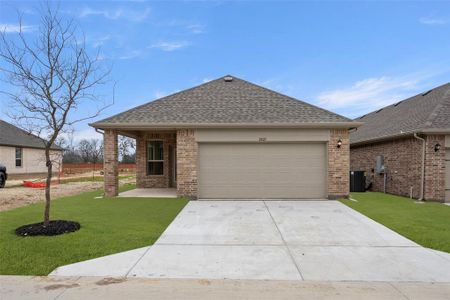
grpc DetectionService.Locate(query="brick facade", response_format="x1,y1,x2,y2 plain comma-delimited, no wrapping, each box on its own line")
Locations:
176,129,198,199
135,132,176,188
103,129,118,197
424,135,446,201
350,134,446,202
129,128,351,200
328,129,350,199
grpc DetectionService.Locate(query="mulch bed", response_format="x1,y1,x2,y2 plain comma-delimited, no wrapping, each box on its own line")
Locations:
15,220,80,236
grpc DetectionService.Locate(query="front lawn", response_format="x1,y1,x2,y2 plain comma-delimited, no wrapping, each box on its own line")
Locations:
341,192,450,253
0,184,188,275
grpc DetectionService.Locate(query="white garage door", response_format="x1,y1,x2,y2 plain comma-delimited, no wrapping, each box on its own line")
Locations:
198,143,327,199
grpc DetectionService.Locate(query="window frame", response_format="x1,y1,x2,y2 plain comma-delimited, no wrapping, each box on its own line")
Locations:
147,140,164,176
15,147,23,167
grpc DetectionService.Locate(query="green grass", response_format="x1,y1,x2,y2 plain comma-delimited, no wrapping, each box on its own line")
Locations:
341,192,450,253
0,184,188,275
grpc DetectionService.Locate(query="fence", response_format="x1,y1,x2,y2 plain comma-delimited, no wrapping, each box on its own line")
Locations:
62,163,136,175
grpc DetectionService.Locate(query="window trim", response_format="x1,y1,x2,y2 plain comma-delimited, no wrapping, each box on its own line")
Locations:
15,147,23,168
147,140,164,176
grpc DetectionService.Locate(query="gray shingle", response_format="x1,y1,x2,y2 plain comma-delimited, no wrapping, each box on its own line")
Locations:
0,120,62,150
91,75,352,127
350,82,450,145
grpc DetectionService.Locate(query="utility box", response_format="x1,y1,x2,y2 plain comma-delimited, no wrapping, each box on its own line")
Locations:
350,171,366,192
376,155,385,174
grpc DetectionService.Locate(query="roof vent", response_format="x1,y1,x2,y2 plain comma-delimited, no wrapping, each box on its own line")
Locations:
422,89,433,96
224,76,233,82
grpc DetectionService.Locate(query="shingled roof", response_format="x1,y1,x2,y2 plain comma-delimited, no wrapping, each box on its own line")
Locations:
351,82,450,145
0,120,62,150
91,75,357,129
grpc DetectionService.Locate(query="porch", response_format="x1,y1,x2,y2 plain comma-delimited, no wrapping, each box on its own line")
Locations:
103,129,196,198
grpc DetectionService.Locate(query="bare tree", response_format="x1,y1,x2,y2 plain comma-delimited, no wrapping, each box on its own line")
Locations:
0,5,112,226
118,135,136,163
77,138,102,178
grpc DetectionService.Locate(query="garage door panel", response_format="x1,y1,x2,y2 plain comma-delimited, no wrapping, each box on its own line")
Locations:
199,143,327,199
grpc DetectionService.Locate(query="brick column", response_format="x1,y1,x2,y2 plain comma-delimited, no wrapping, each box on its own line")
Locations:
424,134,446,202
176,129,198,199
104,129,118,197
328,129,350,199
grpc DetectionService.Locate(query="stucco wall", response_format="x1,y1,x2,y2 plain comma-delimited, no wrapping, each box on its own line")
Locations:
0,145,62,175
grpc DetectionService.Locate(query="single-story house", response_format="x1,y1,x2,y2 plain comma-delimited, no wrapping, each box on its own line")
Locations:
91,75,360,199
350,83,450,203
0,120,63,179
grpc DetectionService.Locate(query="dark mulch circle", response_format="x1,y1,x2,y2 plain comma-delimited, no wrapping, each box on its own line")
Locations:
15,220,80,237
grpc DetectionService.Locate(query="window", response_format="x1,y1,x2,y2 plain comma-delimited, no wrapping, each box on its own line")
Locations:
147,141,164,175
15,147,22,167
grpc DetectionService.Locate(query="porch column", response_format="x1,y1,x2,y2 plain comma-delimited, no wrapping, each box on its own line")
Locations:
104,129,118,197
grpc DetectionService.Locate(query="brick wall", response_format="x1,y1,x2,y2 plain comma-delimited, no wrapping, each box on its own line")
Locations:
135,132,176,188
176,129,198,199
327,129,350,199
350,134,446,202
103,129,118,197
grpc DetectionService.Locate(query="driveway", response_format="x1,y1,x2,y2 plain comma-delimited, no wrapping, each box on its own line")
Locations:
51,201,450,282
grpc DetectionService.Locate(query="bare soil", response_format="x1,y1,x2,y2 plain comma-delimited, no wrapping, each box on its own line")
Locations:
0,177,135,212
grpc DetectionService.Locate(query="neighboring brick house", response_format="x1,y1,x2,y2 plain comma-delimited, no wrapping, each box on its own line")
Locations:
0,120,63,179
91,75,360,199
350,83,450,203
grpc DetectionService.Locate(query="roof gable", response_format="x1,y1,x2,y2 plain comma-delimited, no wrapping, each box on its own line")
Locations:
92,75,354,128
0,120,62,150
350,82,450,145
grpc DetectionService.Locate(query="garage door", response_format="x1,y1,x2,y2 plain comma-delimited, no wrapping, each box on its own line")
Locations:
198,143,327,199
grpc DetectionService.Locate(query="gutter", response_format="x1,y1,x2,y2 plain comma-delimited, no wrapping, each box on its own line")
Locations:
413,133,426,201
89,121,363,130
95,128,104,135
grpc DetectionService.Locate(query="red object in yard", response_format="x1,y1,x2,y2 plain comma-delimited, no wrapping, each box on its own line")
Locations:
23,181,47,188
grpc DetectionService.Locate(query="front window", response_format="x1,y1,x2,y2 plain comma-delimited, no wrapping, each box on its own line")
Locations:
147,141,164,175
15,147,22,167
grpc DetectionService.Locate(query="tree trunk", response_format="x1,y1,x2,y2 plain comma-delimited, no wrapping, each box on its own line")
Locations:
44,147,53,226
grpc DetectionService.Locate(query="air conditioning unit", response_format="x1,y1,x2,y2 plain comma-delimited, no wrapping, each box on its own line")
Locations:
376,155,385,174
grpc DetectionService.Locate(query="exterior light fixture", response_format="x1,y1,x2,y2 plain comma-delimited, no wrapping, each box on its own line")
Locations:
434,143,441,152
337,139,342,148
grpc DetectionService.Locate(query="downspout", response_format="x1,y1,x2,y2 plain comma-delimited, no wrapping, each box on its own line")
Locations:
413,133,425,201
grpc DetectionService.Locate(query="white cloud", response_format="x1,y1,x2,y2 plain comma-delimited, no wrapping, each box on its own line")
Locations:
149,41,190,51
60,128,102,144
78,6,150,22
317,76,423,118
90,35,112,48
202,78,211,83
118,49,142,60
419,16,448,25
0,23,35,33
187,24,205,34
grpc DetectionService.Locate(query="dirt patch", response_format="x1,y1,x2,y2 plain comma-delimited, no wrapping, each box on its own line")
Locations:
0,177,135,212
95,277,126,286
44,283,79,291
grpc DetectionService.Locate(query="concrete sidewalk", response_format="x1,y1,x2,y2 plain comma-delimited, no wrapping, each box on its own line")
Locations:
2,275,450,300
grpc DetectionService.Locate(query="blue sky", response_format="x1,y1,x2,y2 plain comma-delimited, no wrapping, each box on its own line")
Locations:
1,0,450,141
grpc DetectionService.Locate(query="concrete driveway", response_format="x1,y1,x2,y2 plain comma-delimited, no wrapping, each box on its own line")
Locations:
51,201,450,282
